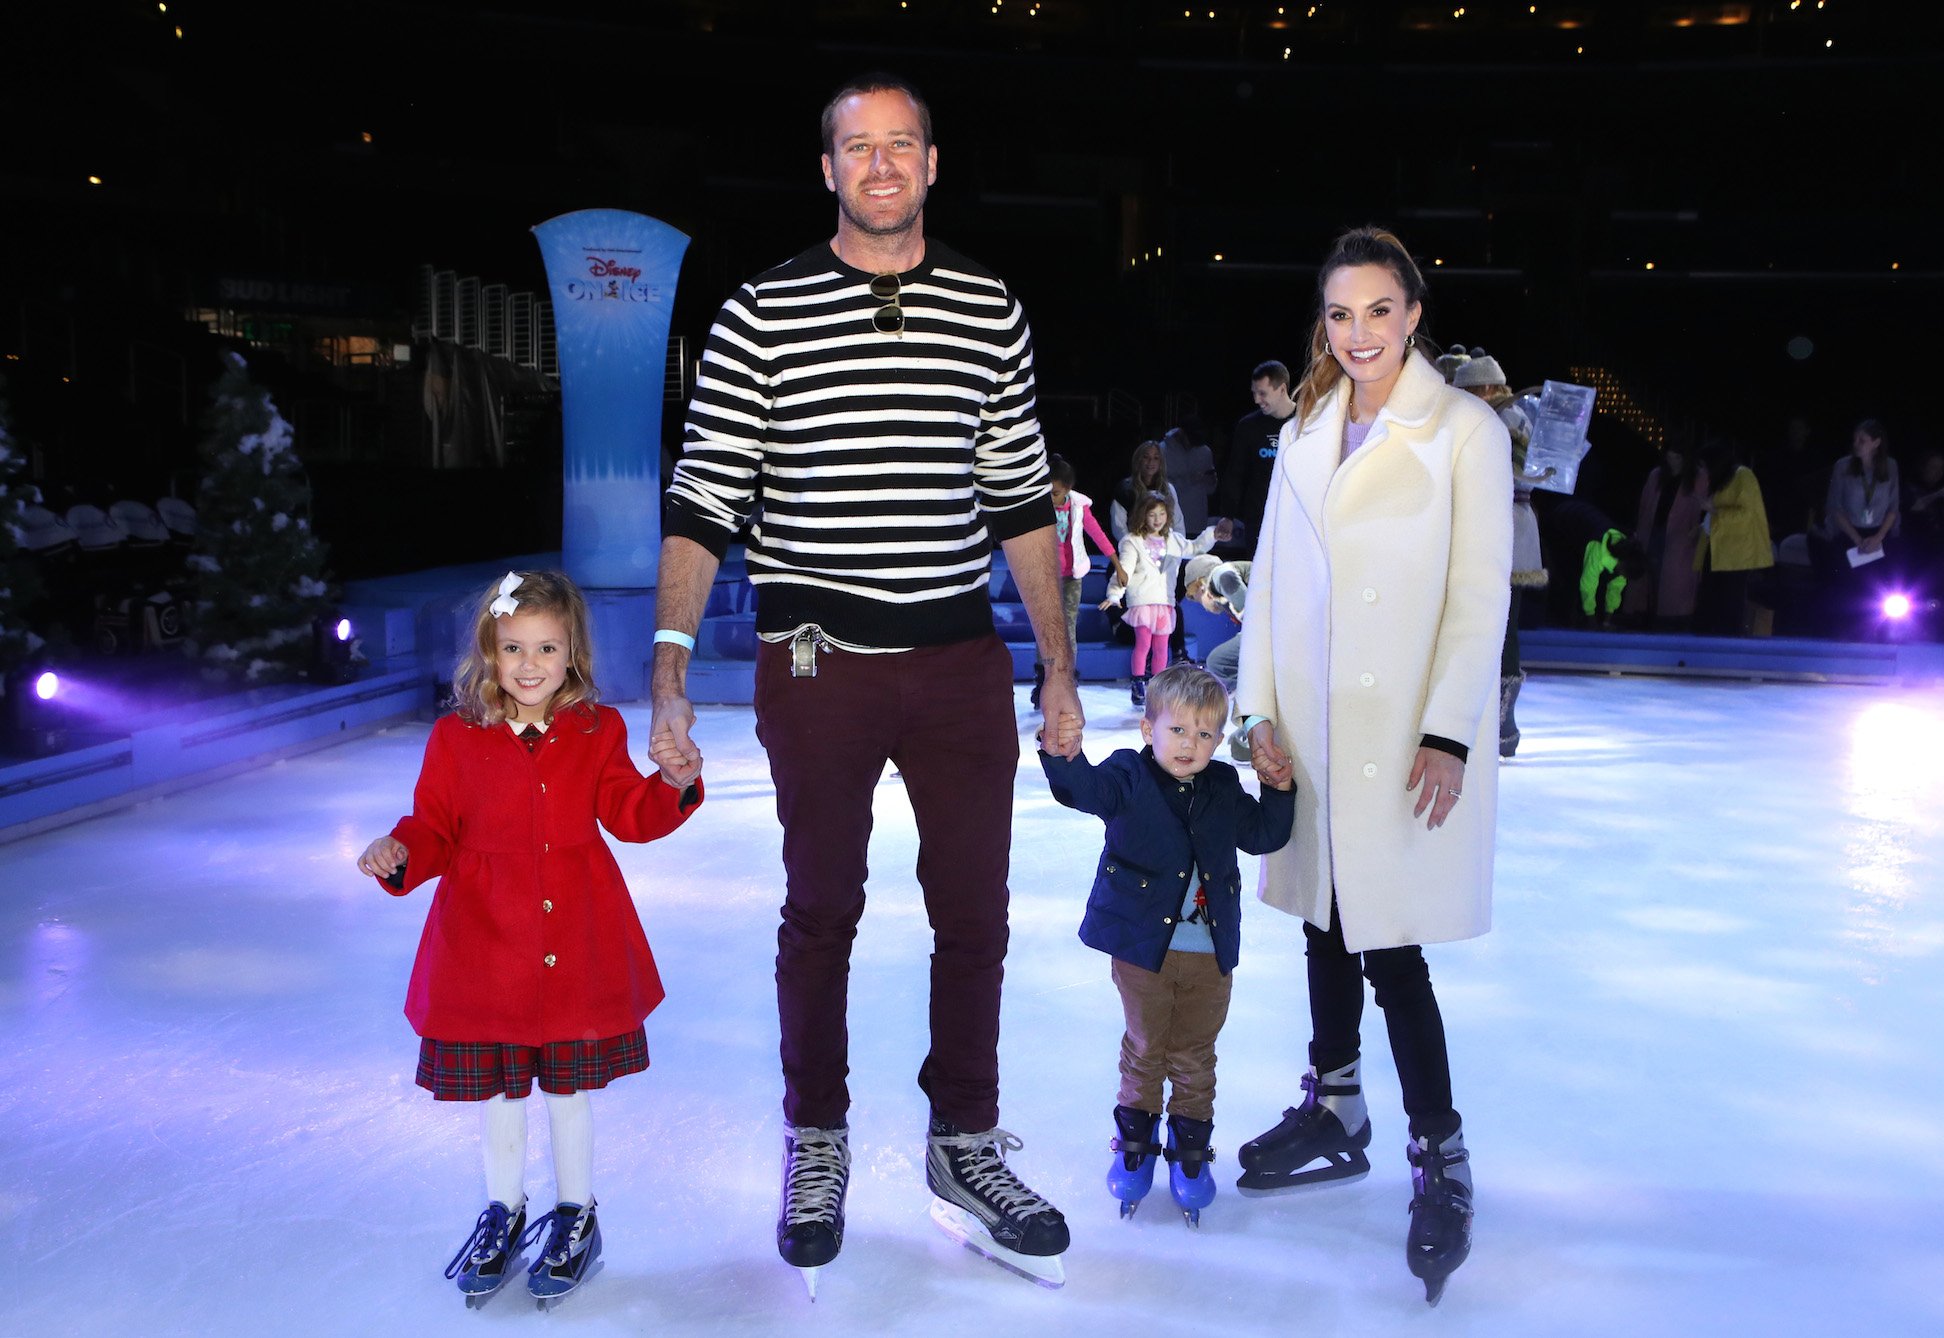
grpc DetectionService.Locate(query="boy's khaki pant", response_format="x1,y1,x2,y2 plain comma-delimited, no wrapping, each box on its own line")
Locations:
1111,951,1233,1122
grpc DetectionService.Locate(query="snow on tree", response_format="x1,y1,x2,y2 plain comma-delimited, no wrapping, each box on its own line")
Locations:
184,352,336,682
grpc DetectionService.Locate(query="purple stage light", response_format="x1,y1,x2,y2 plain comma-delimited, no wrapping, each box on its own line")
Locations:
334,617,352,641
1882,593,1913,620
33,671,59,701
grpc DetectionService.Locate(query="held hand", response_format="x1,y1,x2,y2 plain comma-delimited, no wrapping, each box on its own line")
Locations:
1214,518,1235,542
649,689,702,786
1097,596,1117,611
1053,709,1084,752
1249,720,1293,791
1038,669,1085,760
648,726,703,789
358,836,408,880
1406,747,1466,830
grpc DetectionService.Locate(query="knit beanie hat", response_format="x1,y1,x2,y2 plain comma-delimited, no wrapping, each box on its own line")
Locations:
1453,350,1507,389
1183,554,1222,591
1434,344,1471,383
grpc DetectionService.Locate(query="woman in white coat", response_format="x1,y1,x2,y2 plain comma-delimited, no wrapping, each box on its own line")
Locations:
1231,227,1510,1306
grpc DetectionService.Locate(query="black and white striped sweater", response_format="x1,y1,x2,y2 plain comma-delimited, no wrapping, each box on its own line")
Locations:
664,241,1053,648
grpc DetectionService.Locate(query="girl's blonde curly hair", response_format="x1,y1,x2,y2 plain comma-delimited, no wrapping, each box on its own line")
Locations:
450,569,599,728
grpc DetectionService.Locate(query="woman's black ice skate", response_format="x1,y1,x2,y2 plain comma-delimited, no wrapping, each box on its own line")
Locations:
1164,1114,1217,1227
1106,1105,1161,1218
1235,1061,1372,1193
444,1200,527,1306
522,1199,601,1307
1406,1129,1473,1306
777,1124,851,1299
926,1117,1069,1288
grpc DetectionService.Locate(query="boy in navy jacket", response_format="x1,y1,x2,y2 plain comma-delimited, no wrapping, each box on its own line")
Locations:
1038,664,1294,1225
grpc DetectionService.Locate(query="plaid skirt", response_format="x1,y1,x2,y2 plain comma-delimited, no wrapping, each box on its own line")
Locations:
416,1027,649,1101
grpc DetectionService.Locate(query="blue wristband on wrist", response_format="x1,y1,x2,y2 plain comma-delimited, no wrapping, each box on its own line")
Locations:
653,629,697,652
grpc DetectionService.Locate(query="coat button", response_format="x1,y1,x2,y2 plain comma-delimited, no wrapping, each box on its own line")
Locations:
1362,762,1377,778
540,783,547,793
1360,672,1375,687
544,954,557,967
1163,916,1174,925
543,843,549,853
542,899,553,913
1362,587,1377,602
1139,879,1148,887
1178,871,1187,879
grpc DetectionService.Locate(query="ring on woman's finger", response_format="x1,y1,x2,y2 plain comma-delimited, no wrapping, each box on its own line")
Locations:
1448,790,1462,798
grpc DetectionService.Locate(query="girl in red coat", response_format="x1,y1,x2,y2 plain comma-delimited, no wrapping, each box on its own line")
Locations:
357,570,703,1306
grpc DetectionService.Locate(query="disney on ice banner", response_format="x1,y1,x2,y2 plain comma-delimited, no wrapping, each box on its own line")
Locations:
532,209,690,588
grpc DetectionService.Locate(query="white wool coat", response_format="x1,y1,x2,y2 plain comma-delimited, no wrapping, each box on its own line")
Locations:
1234,352,1511,953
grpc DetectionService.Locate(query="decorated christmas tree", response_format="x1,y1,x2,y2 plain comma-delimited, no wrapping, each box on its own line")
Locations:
0,376,46,690
184,352,336,683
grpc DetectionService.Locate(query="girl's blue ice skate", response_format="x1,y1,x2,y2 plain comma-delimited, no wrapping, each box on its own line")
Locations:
444,1200,528,1306
522,1200,601,1307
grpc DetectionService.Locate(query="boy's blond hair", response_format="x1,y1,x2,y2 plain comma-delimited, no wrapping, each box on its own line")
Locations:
1144,663,1228,726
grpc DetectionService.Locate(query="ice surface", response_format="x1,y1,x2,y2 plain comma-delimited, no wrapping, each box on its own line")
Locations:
5,676,1943,1335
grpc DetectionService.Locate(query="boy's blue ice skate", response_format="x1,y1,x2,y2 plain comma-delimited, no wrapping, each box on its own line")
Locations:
444,1200,528,1306
1165,1114,1217,1227
522,1199,601,1307
1107,1105,1162,1218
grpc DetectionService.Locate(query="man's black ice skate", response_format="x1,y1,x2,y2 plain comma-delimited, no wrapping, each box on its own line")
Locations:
926,1116,1069,1288
1406,1128,1473,1306
1235,1060,1372,1193
1106,1105,1161,1218
1164,1114,1217,1227
777,1123,850,1299
444,1200,528,1306
521,1199,600,1307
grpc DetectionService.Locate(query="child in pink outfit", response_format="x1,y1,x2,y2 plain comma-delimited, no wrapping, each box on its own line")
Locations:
1102,492,1227,705
1039,455,1125,708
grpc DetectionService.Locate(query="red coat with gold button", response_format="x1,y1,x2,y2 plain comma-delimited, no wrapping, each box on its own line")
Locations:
378,704,702,1045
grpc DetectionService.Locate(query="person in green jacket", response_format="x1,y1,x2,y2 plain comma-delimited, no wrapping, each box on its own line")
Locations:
1579,528,1647,627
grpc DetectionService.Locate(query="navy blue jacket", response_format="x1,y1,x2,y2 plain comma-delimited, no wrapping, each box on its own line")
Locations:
1039,746,1295,975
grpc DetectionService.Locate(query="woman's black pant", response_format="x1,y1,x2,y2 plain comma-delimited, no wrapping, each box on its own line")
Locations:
1305,901,1460,1143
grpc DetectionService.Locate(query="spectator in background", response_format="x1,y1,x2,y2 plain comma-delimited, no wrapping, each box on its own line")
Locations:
1694,438,1774,636
1823,419,1900,569
1759,413,1823,548
1112,439,1184,544
1902,446,1944,576
1040,454,1126,709
1220,361,1299,557
1161,426,1218,534
1451,349,1546,753
1629,440,1709,630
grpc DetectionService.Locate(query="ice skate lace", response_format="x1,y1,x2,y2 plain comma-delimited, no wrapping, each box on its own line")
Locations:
783,1127,852,1227
444,1202,517,1279
520,1201,593,1271
931,1128,1054,1217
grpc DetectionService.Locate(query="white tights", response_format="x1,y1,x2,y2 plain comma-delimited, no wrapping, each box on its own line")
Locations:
480,1091,594,1210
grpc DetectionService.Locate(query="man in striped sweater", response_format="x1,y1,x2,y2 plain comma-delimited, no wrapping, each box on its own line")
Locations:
650,73,1081,1288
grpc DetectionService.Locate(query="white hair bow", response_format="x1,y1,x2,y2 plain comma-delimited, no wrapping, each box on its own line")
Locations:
489,571,523,618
